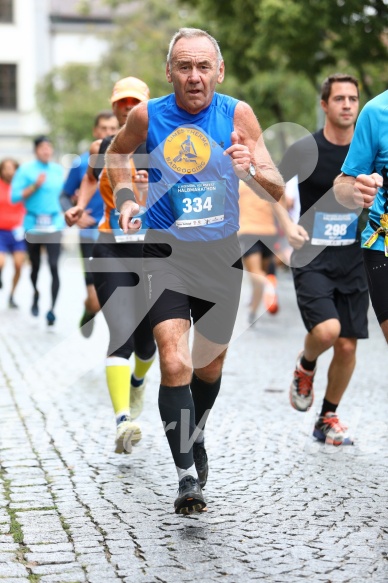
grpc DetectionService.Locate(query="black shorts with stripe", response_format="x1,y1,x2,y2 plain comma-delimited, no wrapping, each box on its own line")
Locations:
291,244,369,338
142,231,243,345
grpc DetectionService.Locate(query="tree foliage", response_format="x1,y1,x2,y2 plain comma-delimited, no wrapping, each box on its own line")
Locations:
100,0,198,99
36,0,198,152
181,0,388,86
35,0,388,153
36,63,114,153
178,0,388,131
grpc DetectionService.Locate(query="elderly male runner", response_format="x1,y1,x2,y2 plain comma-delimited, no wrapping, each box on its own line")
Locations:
106,28,284,514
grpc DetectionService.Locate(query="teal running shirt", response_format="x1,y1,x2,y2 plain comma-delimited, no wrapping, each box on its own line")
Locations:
11,160,65,233
341,90,388,252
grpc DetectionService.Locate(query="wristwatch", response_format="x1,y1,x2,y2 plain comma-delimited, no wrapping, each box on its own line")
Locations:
242,162,256,182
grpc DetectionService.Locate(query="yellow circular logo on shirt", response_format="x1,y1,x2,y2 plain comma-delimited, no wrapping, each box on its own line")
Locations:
164,127,211,174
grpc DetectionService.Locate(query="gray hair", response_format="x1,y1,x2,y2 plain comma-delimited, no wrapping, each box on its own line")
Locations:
167,28,223,69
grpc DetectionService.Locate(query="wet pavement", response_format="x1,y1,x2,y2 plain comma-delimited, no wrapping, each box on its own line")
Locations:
0,239,387,582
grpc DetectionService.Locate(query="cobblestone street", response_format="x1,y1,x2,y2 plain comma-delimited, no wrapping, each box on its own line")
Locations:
0,242,387,582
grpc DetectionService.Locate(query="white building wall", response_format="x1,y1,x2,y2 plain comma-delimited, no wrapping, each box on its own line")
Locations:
0,0,112,162
0,0,51,160
52,32,109,67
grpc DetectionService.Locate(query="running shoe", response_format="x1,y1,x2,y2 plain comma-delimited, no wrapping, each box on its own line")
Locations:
193,441,208,488
130,379,146,420
8,296,18,309
79,310,95,338
174,475,207,515
115,418,142,454
290,351,315,411
264,274,279,314
248,311,256,326
46,310,56,326
31,291,39,317
313,412,354,446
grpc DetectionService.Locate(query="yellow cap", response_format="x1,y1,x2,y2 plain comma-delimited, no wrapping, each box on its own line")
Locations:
110,76,150,103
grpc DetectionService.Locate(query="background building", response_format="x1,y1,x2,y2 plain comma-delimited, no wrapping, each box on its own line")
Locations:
0,0,123,161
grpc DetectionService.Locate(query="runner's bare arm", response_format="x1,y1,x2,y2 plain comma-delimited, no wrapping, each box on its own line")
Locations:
334,172,382,209
106,103,149,232
272,199,309,249
106,103,148,198
225,101,285,202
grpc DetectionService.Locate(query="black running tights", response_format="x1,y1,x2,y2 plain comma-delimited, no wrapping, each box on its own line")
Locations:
27,242,61,309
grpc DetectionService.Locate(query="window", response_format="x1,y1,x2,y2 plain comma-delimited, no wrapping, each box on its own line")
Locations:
0,0,13,22
0,64,17,109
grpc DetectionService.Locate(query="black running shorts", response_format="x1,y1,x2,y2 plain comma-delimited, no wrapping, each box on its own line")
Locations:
143,231,243,345
291,245,369,338
80,239,96,286
362,248,388,325
238,234,277,259
91,235,155,361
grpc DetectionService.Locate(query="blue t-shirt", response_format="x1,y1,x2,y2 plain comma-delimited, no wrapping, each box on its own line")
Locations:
11,160,65,233
63,151,103,240
146,92,239,241
341,90,388,252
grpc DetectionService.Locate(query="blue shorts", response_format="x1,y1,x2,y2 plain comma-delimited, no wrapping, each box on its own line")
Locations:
0,229,26,253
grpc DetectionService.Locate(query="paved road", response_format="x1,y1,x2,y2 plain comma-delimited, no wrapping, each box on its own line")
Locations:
0,240,387,582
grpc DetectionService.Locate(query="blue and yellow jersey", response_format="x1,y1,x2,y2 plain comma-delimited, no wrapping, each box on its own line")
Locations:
146,92,239,241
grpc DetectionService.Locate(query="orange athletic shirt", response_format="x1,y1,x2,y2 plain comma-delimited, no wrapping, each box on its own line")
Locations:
238,180,278,237
98,158,146,232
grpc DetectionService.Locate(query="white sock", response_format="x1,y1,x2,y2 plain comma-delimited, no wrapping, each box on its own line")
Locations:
176,464,198,481
115,410,131,425
194,431,205,444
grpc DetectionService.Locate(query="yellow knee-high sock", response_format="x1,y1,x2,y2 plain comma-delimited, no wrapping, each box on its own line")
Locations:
132,353,155,383
106,357,130,422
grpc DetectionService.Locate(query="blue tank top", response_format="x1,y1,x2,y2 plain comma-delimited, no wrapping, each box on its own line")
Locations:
146,92,239,241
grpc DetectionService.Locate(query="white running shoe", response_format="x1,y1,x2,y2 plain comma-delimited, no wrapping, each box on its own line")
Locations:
115,418,142,454
290,351,316,412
